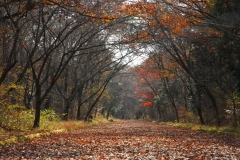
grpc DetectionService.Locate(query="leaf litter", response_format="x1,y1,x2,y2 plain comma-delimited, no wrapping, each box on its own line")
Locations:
0,121,239,159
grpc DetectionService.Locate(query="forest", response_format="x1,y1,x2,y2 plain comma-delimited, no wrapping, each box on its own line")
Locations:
0,0,240,132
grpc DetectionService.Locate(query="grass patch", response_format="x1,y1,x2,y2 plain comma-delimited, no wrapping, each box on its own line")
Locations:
91,116,118,125
39,121,85,131
0,137,17,145
39,115,119,131
0,115,120,145
160,122,240,138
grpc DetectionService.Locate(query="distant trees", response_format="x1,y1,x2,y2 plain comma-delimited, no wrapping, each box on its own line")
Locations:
129,0,240,127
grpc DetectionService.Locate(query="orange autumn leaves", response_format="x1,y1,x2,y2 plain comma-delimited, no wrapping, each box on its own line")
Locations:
141,101,154,107
120,2,158,18
135,62,157,107
122,1,193,38
138,93,155,107
74,1,120,24
19,0,206,30
135,56,180,108
1,121,239,159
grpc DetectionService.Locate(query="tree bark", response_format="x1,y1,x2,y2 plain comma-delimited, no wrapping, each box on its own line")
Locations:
63,101,70,121
106,106,112,120
197,107,205,125
198,84,221,126
156,105,161,122
196,86,205,125
84,81,109,122
163,78,179,123
232,100,237,128
77,86,84,120
44,95,52,109
33,85,41,128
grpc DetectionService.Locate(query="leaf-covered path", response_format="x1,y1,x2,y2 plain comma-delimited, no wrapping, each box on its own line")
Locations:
0,121,239,159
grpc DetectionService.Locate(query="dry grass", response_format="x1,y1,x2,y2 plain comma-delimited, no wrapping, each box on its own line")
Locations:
40,121,85,131
0,115,120,145
41,115,118,131
160,122,240,138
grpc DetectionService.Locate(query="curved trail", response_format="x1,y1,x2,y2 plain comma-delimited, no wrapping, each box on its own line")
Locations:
0,121,239,159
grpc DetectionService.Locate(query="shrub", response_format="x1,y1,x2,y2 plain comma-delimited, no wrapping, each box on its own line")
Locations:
0,104,34,131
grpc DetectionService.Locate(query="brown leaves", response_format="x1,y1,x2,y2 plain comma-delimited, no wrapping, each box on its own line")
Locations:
120,2,158,18
0,121,239,159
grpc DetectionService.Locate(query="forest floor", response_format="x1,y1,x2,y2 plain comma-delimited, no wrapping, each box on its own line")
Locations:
0,120,239,159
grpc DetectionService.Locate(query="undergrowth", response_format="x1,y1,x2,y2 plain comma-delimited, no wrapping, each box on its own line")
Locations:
160,122,240,138
0,113,119,145
40,116,113,131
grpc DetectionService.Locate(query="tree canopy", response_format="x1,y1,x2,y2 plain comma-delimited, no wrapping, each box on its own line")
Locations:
0,0,240,128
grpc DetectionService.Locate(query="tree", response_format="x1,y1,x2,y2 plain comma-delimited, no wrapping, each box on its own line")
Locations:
0,0,136,127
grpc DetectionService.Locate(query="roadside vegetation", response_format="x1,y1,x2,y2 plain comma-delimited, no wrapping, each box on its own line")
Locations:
0,110,117,145
159,122,240,138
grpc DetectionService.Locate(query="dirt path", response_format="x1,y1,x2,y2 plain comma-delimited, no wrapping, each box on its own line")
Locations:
0,121,239,159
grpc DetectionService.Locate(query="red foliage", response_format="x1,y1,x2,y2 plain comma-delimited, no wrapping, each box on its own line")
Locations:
134,58,160,108
140,101,154,107
139,93,155,99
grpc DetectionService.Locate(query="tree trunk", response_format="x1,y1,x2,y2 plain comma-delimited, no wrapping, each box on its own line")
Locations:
163,109,168,122
23,75,33,110
77,102,81,120
0,29,19,85
33,86,41,128
233,100,237,128
84,82,109,122
63,101,70,121
106,106,112,120
77,86,84,120
101,107,106,115
197,107,205,125
184,86,189,110
196,86,205,125
173,105,179,123
200,84,221,126
94,107,98,118
163,78,179,123
44,95,52,109
157,105,161,122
